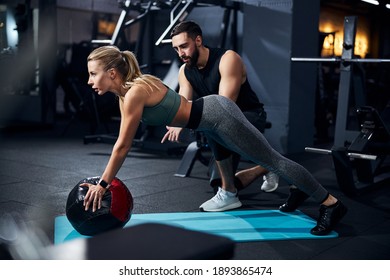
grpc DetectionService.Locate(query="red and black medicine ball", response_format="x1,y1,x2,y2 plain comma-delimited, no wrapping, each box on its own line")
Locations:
66,176,133,236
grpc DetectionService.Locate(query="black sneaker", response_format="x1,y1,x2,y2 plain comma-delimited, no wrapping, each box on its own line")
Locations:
311,201,348,236
279,187,309,212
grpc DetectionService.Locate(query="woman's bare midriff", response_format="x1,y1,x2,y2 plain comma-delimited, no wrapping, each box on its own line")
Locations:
170,95,192,127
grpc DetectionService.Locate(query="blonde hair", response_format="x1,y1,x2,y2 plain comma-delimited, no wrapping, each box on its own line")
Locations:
87,46,162,96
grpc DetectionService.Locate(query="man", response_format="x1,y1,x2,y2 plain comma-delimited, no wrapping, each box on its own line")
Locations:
164,20,281,212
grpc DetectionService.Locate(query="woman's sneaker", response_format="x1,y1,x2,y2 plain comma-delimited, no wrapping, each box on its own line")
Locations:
311,201,348,235
261,172,279,192
199,188,242,212
279,186,309,212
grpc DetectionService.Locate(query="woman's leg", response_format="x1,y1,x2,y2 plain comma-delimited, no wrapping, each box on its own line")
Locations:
195,95,347,235
197,95,328,203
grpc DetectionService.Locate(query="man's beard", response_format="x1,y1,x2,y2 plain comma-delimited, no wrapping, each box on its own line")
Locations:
182,48,199,68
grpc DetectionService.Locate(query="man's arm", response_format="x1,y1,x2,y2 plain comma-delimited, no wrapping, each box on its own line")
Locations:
178,64,194,100
218,50,246,102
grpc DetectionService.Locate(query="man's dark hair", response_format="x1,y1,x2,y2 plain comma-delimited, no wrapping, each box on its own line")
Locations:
170,20,202,39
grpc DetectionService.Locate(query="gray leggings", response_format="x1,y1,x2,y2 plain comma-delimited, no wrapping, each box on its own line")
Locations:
190,95,329,203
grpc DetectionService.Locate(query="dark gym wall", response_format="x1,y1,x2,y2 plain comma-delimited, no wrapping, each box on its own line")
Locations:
241,0,320,154
0,0,57,126
38,0,57,125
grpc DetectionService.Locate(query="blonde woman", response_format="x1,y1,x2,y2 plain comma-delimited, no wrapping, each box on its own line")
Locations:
81,46,347,236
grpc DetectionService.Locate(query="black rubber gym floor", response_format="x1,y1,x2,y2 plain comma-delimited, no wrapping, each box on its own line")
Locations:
1,119,390,260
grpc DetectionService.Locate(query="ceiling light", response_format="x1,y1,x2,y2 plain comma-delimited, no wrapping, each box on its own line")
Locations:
361,0,379,5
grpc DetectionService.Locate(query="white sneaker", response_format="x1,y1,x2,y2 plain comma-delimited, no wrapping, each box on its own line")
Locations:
199,188,242,212
261,172,279,192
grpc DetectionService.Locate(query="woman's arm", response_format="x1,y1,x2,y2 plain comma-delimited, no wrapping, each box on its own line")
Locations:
83,87,147,212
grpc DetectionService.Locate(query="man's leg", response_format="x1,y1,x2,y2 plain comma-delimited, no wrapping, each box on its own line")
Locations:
235,165,269,189
214,156,237,193
209,152,240,191
200,153,242,212
211,155,278,192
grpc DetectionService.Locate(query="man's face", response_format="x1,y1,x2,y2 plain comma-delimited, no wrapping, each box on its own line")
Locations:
171,32,199,68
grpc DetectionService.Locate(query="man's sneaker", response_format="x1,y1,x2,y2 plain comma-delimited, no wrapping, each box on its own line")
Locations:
199,188,242,212
261,172,279,192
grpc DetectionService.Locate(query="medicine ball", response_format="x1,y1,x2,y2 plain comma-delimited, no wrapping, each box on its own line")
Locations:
66,176,133,236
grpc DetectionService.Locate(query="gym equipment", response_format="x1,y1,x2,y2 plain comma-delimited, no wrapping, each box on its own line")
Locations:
66,176,133,236
292,16,390,196
305,105,390,196
55,209,338,245
174,132,211,177
91,0,152,50
154,0,195,46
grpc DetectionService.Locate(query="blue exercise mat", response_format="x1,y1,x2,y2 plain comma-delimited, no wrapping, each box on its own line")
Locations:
54,210,338,244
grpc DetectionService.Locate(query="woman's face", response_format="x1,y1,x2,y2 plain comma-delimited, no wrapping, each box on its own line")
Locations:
87,60,112,95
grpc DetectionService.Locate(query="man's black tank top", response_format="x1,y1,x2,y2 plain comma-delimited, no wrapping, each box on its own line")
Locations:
184,47,263,111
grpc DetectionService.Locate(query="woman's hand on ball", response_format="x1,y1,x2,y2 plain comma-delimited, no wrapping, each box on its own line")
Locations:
81,183,106,212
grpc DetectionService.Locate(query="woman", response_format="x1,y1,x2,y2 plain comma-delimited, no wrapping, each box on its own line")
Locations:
82,46,347,236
